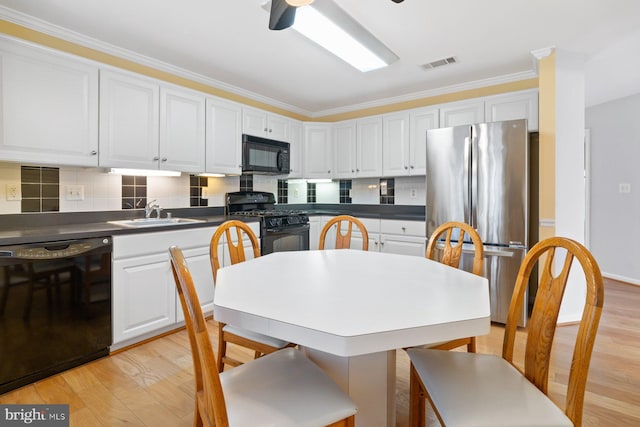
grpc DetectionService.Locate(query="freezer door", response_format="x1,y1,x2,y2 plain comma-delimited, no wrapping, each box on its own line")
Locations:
471,119,528,246
425,125,471,239
459,245,527,326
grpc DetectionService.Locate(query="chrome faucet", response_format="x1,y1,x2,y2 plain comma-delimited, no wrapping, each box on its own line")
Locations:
145,200,161,218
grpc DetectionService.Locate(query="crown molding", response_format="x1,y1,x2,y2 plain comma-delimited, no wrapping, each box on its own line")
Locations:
0,5,541,119
311,70,538,118
0,6,313,117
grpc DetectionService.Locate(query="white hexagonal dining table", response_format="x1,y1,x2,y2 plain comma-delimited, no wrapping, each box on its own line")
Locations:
214,249,490,427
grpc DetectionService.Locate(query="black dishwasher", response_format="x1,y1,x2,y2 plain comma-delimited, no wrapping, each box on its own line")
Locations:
0,237,112,394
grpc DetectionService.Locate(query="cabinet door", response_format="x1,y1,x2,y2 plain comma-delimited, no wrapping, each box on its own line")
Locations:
99,69,160,169
175,246,215,322
288,120,304,178
409,107,438,175
112,252,176,344
380,234,426,257
267,114,288,141
206,97,242,174
242,107,268,137
0,39,99,166
160,86,205,172
356,116,383,177
304,124,333,178
484,90,539,131
334,120,357,178
382,112,411,176
439,99,484,127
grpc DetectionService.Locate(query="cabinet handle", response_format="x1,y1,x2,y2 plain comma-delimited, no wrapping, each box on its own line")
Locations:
327,170,331,174
264,127,268,132
410,165,414,169
161,158,168,162
356,168,360,172
153,156,160,161
351,169,355,173
404,166,408,170
401,227,406,232
268,128,273,133
90,150,97,156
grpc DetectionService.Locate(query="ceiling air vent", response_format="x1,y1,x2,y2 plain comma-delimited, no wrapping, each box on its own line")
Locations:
421,56,457,70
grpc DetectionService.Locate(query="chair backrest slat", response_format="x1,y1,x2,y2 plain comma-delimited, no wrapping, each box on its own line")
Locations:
319,215,369,250
210,220,261,282
425,221,484,276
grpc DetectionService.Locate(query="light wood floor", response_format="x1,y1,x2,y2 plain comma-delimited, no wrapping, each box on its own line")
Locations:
1,279,638,426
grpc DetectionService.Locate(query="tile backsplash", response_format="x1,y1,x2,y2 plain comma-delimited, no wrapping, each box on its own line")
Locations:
0,162,426,215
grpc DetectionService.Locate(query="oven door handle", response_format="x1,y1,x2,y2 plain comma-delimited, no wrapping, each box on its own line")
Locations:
265,224,310,234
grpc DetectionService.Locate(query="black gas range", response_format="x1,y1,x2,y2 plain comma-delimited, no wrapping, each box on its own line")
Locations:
226,191,310,254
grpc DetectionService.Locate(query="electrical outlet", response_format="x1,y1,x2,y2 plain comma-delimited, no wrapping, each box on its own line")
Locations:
619,183,631,194
66,185,85,201
410,189,417,198
5,183,20,201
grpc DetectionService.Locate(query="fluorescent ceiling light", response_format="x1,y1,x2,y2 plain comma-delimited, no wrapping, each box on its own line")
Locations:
108,168,181,177
263,0,398,72
198,173,226,177
307,178,333,183
286,0,314,5
293,4,395,72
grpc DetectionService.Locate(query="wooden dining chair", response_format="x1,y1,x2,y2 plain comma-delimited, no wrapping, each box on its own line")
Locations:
424,220,484,352
407,237,604,427
170,246,357,427
319,215,369,250
210,220,294,372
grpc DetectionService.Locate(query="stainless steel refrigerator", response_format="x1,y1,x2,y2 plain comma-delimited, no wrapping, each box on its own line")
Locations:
425,119,530,326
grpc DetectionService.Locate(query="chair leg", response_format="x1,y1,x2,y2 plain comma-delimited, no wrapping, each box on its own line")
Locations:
217,324,227,373
409,364,426,427
468,336,477,353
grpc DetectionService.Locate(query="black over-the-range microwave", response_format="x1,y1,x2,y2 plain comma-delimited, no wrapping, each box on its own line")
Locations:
242,134,290,175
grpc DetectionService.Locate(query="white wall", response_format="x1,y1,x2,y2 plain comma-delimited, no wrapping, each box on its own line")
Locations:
586,93,640,284
585,29,640,107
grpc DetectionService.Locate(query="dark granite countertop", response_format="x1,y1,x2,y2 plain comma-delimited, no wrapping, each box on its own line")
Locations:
0,204,425,246
0,207,258,246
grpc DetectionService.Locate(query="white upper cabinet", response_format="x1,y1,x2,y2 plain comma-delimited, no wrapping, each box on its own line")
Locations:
0,38,99,167
100,69,205,172
356,115,383,177
409,106,439,175
334,117,382,178
382,111,411,176
304,123,333,179
439,99,485,127
288,120,304,178
484,90,539,131
242,107,288,141
99,69,159,169
333,120,357,178
159,85,206,172
205,97,242,175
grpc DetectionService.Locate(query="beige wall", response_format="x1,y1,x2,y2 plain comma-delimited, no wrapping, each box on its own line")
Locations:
537,52,556,239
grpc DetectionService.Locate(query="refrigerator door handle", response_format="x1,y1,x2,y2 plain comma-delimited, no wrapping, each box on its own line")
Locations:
469,129,478,229
463,135,471,225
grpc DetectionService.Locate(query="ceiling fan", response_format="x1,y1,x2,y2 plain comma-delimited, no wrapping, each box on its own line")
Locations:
269,0,404,30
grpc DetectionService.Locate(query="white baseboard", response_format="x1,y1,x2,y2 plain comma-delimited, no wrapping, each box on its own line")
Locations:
602,272,640,286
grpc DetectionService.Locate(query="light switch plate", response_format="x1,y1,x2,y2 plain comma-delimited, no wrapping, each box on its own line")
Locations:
66,185,85,201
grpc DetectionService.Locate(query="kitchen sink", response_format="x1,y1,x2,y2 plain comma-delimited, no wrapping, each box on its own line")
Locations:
108,218,205,228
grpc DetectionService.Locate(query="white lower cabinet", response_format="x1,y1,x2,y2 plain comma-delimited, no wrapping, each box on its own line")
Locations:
112,226,218,348
379,219,427,257
313,216,426,256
